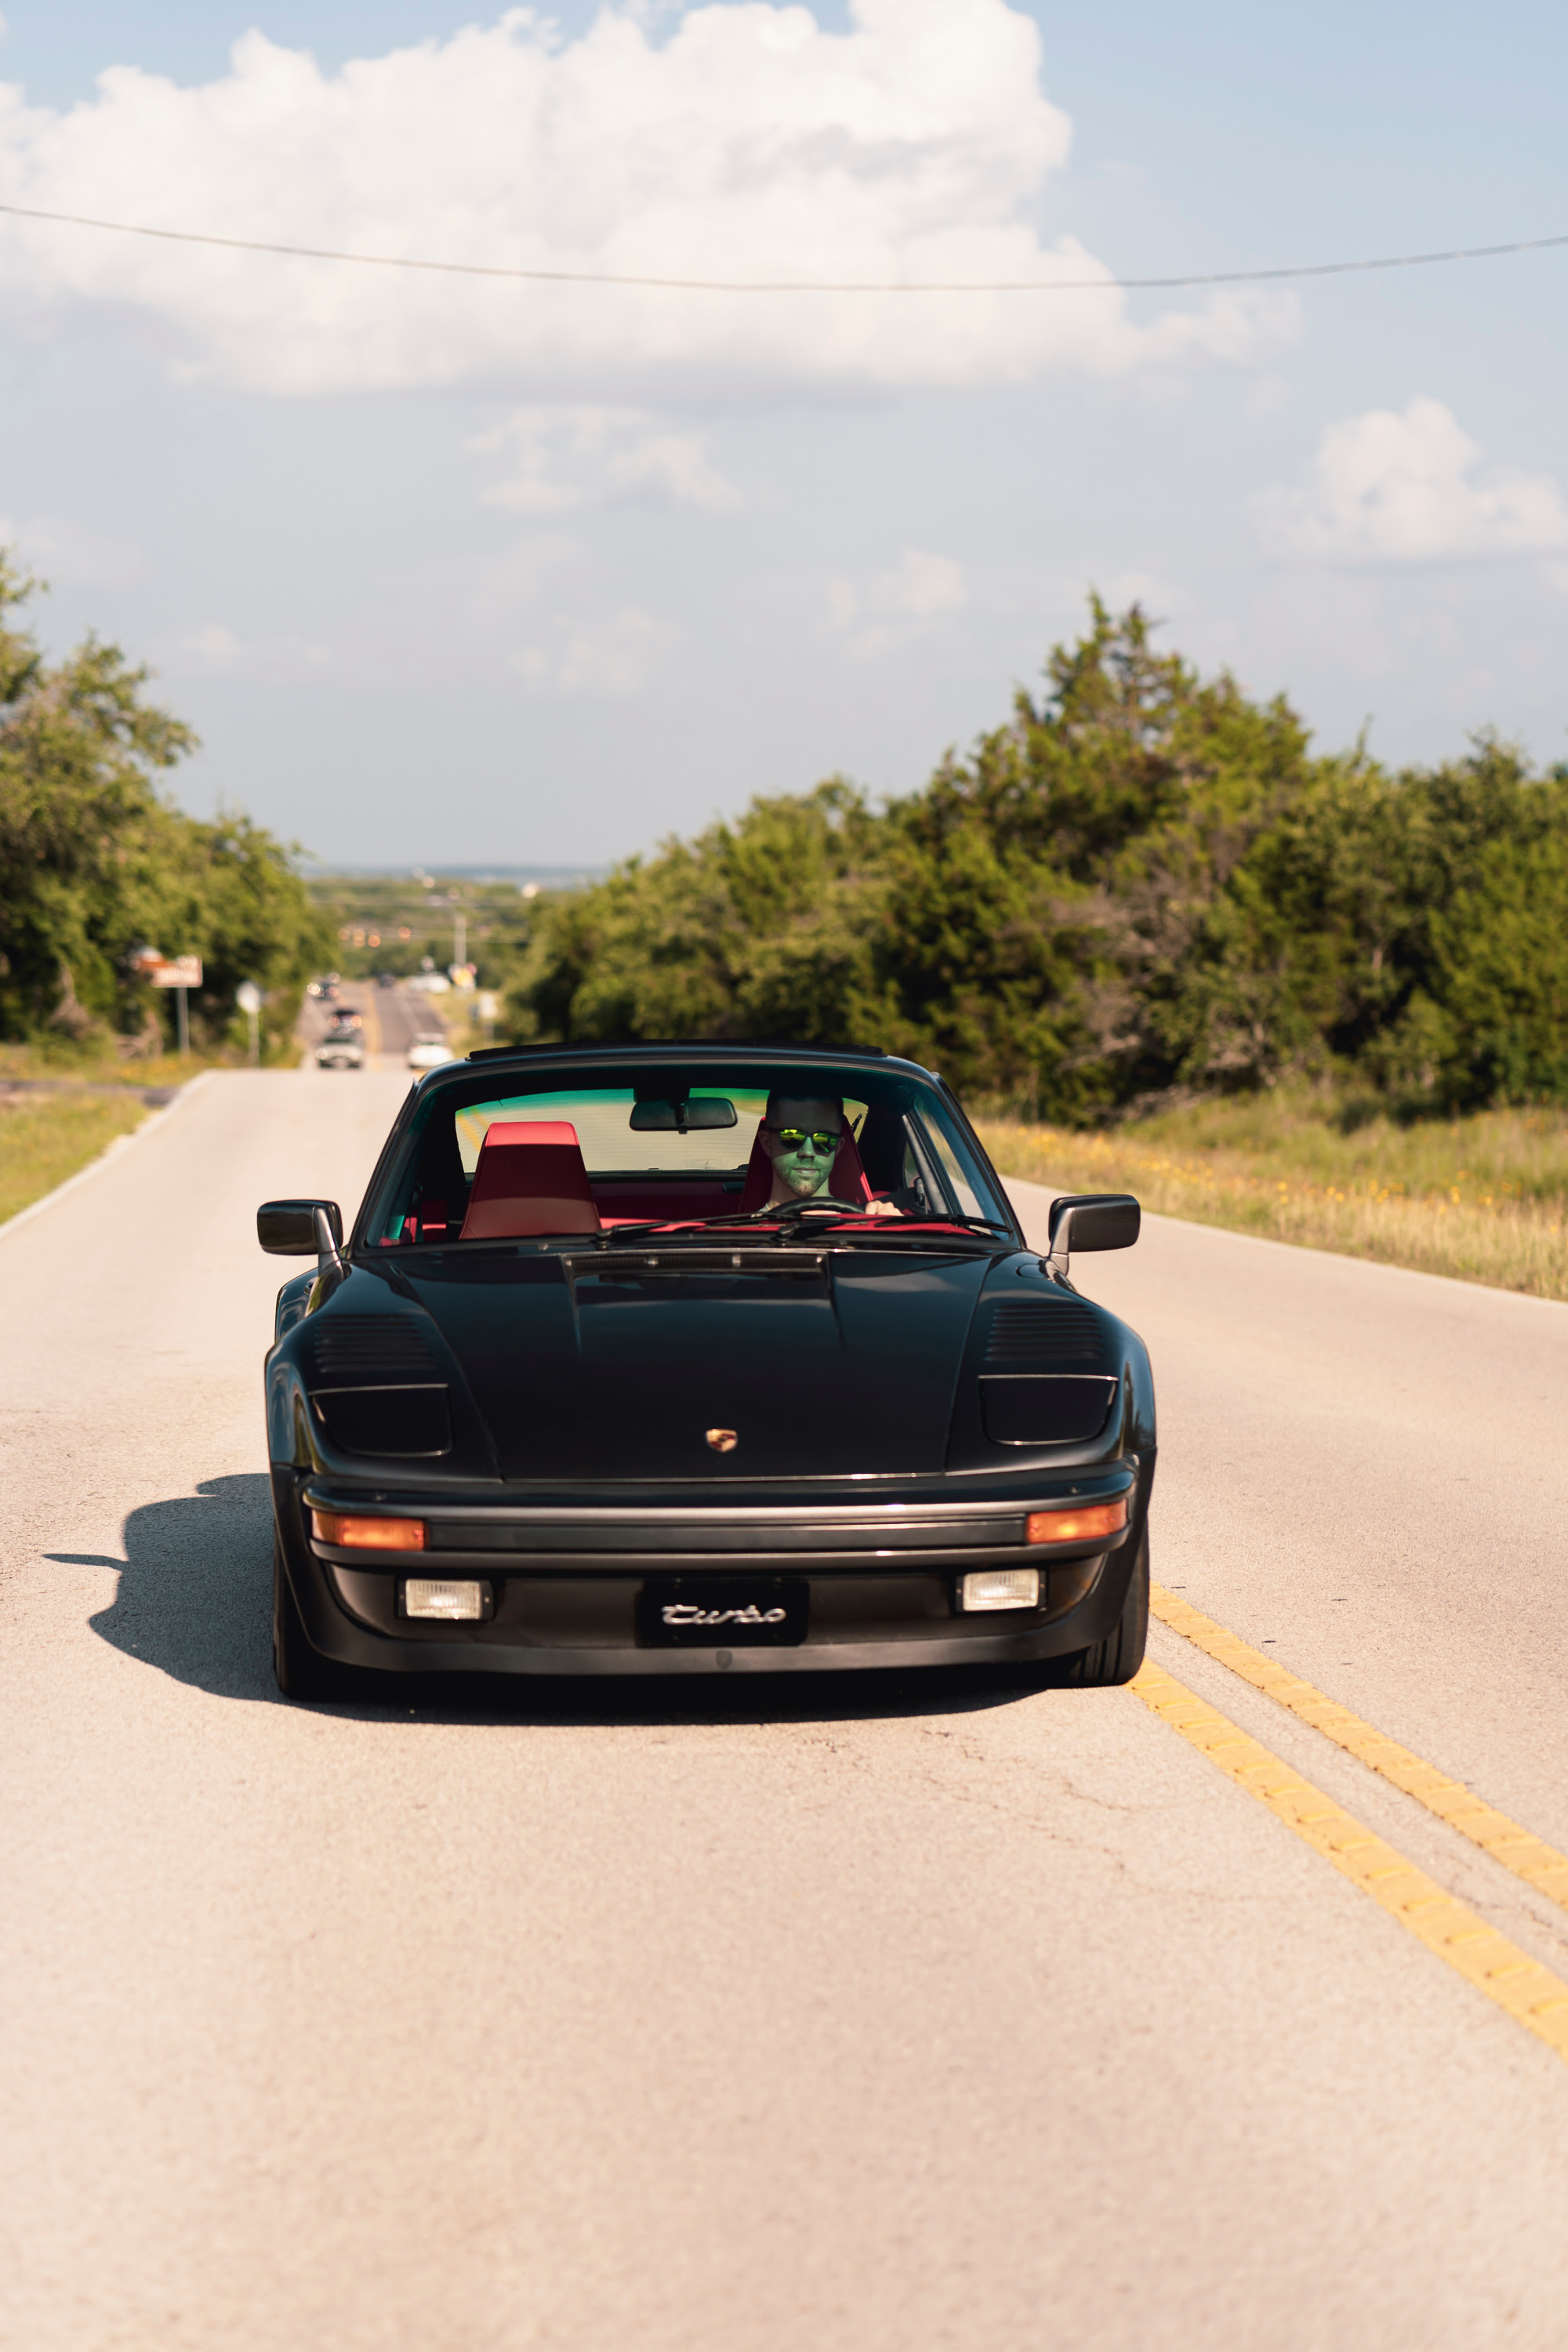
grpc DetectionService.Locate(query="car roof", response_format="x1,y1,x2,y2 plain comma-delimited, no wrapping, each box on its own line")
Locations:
403,1038,948,1102
456,1039,927,1079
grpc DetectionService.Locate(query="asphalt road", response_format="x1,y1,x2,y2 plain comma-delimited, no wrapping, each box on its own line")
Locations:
299,978,451,1070
5,1072,1568,2350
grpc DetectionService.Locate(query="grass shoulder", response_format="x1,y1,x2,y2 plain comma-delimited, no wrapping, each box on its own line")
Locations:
0,1091,156,1226
975,1093,1568,1303
0,1041,220,1227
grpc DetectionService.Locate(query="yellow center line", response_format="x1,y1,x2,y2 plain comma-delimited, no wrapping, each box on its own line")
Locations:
1131,1661,1568,2063
1151,1584,1568,1915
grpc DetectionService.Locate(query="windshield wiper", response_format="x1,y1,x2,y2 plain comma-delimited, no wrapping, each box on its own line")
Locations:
596,1200,1014,1243
592,1196,855,1240
751,1200,1017,1238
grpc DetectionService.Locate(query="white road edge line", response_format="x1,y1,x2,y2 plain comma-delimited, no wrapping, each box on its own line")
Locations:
0,1069,217,1245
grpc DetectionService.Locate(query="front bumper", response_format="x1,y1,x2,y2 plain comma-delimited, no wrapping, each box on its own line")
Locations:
272,1462,1152,1677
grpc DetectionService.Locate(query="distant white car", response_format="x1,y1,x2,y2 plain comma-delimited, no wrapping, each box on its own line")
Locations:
407,971,452,995
316,1035,365,1071
406,1035,452,1071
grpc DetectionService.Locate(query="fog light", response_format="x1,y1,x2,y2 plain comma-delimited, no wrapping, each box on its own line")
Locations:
312,1510,426,1550
960,1566,1041,1612
1026,1498,1128,1545
404,1578,488,1621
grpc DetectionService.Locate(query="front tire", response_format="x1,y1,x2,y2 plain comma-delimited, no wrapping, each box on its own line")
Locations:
1062,1529,1149,1688
272,1533,349,1701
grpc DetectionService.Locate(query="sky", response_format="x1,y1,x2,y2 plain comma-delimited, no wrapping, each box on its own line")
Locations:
2,1,1567,866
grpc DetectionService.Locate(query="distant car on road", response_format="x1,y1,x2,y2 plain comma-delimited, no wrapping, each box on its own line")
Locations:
256,1040,1152,1699
377,973,397,988
407,971,452,994
405,1035,452,1071
315,1033,365,1071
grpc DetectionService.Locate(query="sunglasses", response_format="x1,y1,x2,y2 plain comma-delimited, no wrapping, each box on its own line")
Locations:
768,1127,840,1152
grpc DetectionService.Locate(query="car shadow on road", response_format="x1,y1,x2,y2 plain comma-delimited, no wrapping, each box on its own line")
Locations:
71,1475,1051,1726
73,1474,278,1703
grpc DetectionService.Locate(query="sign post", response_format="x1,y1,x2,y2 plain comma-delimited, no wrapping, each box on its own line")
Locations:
235,979,262,1066
144,955,202,1055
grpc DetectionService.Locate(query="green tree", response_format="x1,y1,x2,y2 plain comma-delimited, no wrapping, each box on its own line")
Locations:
0,554,194,1037
508,781,884,1047
1235,740,1568,1108
503,595,1568,1121
867,597,1319,1106
0,552,327,1053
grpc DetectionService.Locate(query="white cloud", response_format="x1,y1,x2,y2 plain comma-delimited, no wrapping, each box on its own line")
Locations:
828,544,967,641
892,546,967,614
826,578,859,628
0,513,142,584
0,0,1292,400
509,604,670,695
476,406,739,511
1242,372,1291,420
1256,396,1568,564
162,620,336,679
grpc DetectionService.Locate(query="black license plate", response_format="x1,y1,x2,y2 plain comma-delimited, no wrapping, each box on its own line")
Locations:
637,1576,810,1648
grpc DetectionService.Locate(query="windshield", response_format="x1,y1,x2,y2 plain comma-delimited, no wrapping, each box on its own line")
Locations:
362,1058,1012,1248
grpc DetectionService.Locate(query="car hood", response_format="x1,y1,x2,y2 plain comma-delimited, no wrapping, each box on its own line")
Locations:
386,1246,993,1480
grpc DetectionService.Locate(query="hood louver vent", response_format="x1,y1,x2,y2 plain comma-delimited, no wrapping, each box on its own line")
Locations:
307,1315,440,1381
985,1299,1113,1370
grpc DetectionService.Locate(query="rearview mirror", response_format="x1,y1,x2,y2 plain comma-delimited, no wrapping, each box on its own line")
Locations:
258,1199,343,1255
629,1096,738,1134
1047,1193,1140,1265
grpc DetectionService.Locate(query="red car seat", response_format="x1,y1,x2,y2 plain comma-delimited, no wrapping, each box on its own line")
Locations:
737,1120,873,1214
459,1121,603,1240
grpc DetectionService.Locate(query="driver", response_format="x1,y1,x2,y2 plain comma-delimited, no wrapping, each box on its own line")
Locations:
757,1091,899,1215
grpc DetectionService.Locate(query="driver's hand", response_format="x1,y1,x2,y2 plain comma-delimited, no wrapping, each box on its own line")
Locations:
864,1196,902,1218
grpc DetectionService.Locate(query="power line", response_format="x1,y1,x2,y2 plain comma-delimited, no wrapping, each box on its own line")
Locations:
2,198,1566,293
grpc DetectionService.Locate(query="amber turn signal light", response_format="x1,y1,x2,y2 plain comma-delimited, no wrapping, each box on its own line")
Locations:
311,1510,426,1551
1025,1498,1128,1545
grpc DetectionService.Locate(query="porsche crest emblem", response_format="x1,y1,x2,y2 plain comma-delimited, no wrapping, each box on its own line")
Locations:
706,1428,739,1454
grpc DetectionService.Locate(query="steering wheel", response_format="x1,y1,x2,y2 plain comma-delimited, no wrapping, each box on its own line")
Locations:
753,1195,869,1223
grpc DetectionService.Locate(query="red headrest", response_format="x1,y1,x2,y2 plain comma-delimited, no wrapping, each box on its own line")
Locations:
738,1120,873,1214
484,1121,579,1147
460,1120,602,1240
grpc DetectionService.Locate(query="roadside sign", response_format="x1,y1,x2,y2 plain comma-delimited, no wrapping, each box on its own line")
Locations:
132,950,201,1054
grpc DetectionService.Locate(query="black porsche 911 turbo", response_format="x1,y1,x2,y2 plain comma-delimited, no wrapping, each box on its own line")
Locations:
258,1042,1153,1697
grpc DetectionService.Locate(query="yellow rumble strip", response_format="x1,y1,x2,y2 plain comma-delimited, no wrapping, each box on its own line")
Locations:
1131,1661,1568,2063
1150,1586,1568,1915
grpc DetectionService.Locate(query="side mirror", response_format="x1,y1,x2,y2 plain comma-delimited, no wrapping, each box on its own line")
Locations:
1047,1192,1139,1275
258,1199,343,1256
